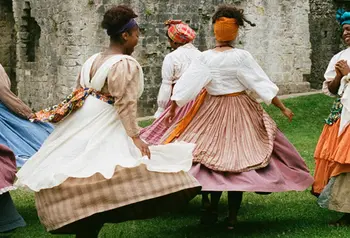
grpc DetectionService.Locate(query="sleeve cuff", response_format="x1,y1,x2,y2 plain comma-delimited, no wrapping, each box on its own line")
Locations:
154,107,165,118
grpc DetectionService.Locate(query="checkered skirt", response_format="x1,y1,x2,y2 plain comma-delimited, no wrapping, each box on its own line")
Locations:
35,164,200,232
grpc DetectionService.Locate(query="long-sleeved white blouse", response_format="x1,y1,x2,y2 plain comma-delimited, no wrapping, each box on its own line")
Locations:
323,48,350,96
171,48,279,107
155,43,201,117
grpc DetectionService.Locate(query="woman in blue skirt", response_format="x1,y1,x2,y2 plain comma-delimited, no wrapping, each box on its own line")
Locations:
0,64,53,167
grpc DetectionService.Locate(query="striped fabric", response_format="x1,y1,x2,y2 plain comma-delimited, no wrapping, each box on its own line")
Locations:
140,99,196,145
190,130,314,192
161,93,277,172
35,164,200,232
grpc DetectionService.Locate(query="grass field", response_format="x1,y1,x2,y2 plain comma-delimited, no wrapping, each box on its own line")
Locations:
5,94,350,238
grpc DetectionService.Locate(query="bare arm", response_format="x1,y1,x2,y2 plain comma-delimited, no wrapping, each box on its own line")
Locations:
272,96,294,121
164,101,178,127
328,74,342,95
271,96,286,111
169,101,177,114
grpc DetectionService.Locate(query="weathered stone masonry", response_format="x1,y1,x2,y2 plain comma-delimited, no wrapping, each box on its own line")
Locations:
1,0,349,116
308,0,350,89
0,0,16,93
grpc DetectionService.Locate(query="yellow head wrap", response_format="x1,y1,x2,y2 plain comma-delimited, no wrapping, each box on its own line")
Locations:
214,17,239,42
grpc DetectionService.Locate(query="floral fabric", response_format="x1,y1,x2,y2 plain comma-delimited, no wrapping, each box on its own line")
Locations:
32,88,114,123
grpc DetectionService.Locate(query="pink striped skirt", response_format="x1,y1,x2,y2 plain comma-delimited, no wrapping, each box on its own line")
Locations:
190,130,314,192
161,93,313,192
140,100,196,145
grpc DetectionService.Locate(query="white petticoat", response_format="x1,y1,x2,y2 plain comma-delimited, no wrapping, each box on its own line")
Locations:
15,96,195,192
339,74,350,136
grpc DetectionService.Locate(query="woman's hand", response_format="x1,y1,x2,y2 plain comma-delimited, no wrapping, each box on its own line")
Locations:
272,97,293,122
132,136,151,159
164,110,175,127
336,65,343,78
164,101,177,127
335,60,350,76
28,113,37,122
281,108,294,122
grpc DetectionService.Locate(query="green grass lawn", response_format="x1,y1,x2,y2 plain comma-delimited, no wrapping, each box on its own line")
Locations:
6,94,350,238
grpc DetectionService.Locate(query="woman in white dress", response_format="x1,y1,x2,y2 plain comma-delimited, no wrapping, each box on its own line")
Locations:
140,20,202,145
15,5,200,237
162,5,313,229
313,9,350,226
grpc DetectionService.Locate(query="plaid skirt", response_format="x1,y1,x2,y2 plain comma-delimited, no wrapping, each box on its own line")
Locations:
35,164,200,233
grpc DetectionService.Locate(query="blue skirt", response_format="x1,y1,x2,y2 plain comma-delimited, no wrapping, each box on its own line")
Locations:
0,103,53,167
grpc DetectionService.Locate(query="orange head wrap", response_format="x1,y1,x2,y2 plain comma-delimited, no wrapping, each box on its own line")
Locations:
214,17,239,42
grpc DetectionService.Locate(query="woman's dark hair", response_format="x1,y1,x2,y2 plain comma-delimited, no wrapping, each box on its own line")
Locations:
212,5,256,27
101,5,138,42
165,31,171,40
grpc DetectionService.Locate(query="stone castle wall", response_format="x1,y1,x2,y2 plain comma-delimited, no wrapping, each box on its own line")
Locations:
308,0,350,89
0,0,16,92
0,0,342,116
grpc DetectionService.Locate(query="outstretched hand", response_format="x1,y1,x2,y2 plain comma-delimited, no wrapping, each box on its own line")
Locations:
281,108,294,122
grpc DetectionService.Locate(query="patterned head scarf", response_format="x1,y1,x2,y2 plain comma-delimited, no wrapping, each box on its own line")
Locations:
336,9,350,26
214,17,239,42
165,20,196,44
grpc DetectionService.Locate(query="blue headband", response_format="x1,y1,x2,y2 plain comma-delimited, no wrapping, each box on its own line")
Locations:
116,18,138,34
336,9,350,26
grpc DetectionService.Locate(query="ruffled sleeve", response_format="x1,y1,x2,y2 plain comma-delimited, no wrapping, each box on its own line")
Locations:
237,51,279,105
107,58,140,137
157,54,174,110
171,55,211,107
0,64,32,119
323,52,342,96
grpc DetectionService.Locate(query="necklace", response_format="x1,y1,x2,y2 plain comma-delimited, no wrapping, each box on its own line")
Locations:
215,44,234,48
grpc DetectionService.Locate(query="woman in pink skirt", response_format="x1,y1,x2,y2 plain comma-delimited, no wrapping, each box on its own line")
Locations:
162,4,314,229
140,20,201,145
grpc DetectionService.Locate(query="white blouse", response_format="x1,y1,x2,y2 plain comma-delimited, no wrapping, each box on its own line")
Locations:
323,47,350,96
155,43,201,117
171,48,279,107
324,47,350,136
